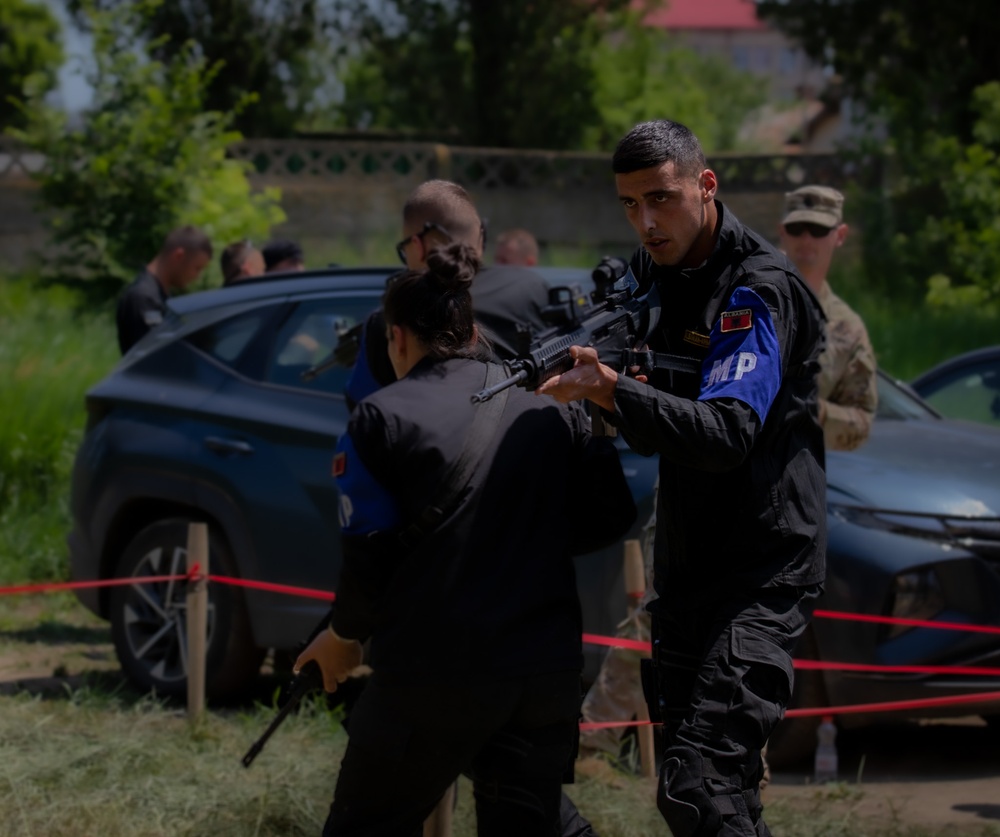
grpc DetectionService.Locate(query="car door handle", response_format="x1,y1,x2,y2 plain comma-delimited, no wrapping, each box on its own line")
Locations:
204,437,255,456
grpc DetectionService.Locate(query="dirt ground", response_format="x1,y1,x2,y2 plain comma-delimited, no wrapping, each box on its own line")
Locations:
3,594,999,834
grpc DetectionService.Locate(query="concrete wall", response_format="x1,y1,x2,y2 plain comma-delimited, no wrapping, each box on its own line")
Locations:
0,139,869,271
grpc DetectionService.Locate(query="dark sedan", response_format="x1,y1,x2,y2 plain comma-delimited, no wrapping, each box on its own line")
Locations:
769,369,1000,764
910,345,1000,427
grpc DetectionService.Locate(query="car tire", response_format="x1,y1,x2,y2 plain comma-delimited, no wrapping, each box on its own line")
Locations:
764,628,827,770
109,518,265,701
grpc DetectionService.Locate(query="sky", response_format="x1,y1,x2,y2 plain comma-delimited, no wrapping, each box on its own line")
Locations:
41,0,93,112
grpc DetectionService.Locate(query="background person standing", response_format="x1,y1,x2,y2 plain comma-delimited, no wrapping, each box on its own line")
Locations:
115,225,212,354
778,185,877,452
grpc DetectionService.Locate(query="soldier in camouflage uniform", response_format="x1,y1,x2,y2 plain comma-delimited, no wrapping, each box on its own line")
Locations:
578,184,877,768
778,185,877,452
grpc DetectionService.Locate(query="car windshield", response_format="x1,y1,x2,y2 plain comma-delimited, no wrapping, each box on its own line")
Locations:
875,370,939,420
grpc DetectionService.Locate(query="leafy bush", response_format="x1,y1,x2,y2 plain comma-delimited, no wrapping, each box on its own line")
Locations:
12,0,284,305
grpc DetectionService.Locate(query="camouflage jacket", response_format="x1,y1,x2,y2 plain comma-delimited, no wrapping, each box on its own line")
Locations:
817,282,878,451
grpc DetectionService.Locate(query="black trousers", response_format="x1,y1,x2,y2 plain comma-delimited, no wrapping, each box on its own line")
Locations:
323,668,584,837
647,584,822,837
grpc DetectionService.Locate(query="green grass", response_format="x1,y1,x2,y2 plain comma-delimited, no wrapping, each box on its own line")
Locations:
2,597,996,837
0,275,120,582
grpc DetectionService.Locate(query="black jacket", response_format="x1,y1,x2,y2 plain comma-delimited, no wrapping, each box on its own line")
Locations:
332,356,637,677
611,201,827,599
116,269,168,354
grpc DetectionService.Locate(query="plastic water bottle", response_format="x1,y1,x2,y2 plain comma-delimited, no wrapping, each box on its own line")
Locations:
813,715,839,783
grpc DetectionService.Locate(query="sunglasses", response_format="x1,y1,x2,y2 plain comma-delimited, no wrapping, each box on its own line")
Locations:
784,222,835,238
395,222,453,265
394,220,489,265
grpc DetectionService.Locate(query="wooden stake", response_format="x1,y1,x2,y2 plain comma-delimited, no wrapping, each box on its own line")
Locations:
423,781,456,837
623,538,656,778
186,522,209,723
623,539,645,598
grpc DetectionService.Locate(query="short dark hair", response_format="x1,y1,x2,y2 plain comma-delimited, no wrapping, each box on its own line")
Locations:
160,225,212,258
402,180,483,250
611,120,707,178
262,239,304,271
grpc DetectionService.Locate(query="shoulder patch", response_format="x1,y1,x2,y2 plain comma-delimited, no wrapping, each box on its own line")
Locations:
332,451,347,478
720,309,752,332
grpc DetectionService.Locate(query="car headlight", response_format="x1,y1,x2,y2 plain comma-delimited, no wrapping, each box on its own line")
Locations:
884,568,946,640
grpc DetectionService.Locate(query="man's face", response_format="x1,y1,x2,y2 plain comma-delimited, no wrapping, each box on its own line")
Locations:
615,161,717,268
171,250,211,290
778,222,846,277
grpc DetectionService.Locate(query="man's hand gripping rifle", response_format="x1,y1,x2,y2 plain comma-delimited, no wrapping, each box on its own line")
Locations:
471,257,696,405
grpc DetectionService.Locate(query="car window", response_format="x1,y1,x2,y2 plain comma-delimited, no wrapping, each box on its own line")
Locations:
264,298,375,395
916,360,1000,425
875,372,939,420
188,310,270,365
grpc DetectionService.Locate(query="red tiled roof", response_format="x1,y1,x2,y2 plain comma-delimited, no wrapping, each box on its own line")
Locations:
643,0,767,31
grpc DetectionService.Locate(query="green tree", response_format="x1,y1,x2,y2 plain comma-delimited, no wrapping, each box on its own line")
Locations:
329,0,636,150
71,0,329,137
0,0,63,131
922,83,1000,311
13,0,285,303
755,0,1000,153
756,0,1000,306
584,15,767,153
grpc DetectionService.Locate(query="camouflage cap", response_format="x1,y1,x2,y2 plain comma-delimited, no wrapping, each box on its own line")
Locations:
782,185,844,228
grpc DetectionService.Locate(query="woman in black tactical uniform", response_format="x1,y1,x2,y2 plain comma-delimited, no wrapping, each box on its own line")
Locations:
295,242,636,837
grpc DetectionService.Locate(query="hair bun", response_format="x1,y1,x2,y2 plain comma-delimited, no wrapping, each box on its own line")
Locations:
426,242,479,291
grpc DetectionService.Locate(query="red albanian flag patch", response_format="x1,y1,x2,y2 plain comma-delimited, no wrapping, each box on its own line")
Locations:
332,451,347,478
720,308,752,332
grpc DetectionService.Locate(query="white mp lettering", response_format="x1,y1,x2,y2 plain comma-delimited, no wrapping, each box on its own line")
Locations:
707,355,735,386
338,494,354,528
734,352,758,380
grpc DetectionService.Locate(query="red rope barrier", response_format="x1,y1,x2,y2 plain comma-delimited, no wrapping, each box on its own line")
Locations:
208,574,336,602
581,689,1000,730
0,574,191,596
7,573,1000,719
813,608,1000,636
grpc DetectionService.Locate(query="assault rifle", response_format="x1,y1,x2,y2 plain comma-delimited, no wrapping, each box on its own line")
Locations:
241,661,323,768
471,258,698,405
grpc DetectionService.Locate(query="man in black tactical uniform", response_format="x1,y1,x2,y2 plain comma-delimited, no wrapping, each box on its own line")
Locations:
115,225,212,354
538,119,827,836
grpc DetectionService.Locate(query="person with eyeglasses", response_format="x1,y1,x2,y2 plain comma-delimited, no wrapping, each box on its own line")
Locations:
345,180,552,407
294,241,636,836
778,185,877,452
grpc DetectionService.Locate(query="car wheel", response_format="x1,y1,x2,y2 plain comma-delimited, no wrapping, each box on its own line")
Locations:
764,628,827,770
109,518,265,701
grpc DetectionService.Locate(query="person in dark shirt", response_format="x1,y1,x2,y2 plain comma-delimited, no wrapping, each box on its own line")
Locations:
345,180,552,406
494,227,540,267
115,225,212,354
220,239,265,286
262,238,306,273
294,242,636,837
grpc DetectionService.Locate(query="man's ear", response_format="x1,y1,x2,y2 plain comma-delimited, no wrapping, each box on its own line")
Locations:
835,223,849,247
700,169,718,201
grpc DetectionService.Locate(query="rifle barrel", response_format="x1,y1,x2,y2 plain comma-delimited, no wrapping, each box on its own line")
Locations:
471,368,528,403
